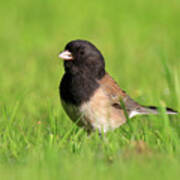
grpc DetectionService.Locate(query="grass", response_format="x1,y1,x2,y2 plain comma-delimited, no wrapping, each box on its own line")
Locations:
0,0,180,179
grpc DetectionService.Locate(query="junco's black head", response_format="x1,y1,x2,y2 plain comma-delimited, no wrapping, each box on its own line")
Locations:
59,40,105,79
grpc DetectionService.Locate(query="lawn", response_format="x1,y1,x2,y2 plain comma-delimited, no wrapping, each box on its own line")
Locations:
0,0,180,179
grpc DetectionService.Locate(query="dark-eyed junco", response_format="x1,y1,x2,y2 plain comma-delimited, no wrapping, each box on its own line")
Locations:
58,40,178,133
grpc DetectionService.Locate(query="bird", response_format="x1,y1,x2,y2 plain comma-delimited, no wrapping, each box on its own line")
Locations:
58,40,178,134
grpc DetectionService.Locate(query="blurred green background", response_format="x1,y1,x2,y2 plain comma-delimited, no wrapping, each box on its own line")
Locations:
0,0,180,179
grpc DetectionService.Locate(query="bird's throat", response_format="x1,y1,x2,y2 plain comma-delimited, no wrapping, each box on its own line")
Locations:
60,72,101,106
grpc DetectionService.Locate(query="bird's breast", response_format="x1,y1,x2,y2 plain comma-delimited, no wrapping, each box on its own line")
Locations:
61,88,126,133
60,73,99,106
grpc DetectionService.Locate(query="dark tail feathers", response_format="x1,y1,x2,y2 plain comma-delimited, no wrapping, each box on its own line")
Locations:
129,105,178,118
142,106,178,115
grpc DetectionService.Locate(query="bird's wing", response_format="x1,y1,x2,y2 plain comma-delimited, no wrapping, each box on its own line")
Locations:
98,73,178,118
98,73,126,101
98,73,141,118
